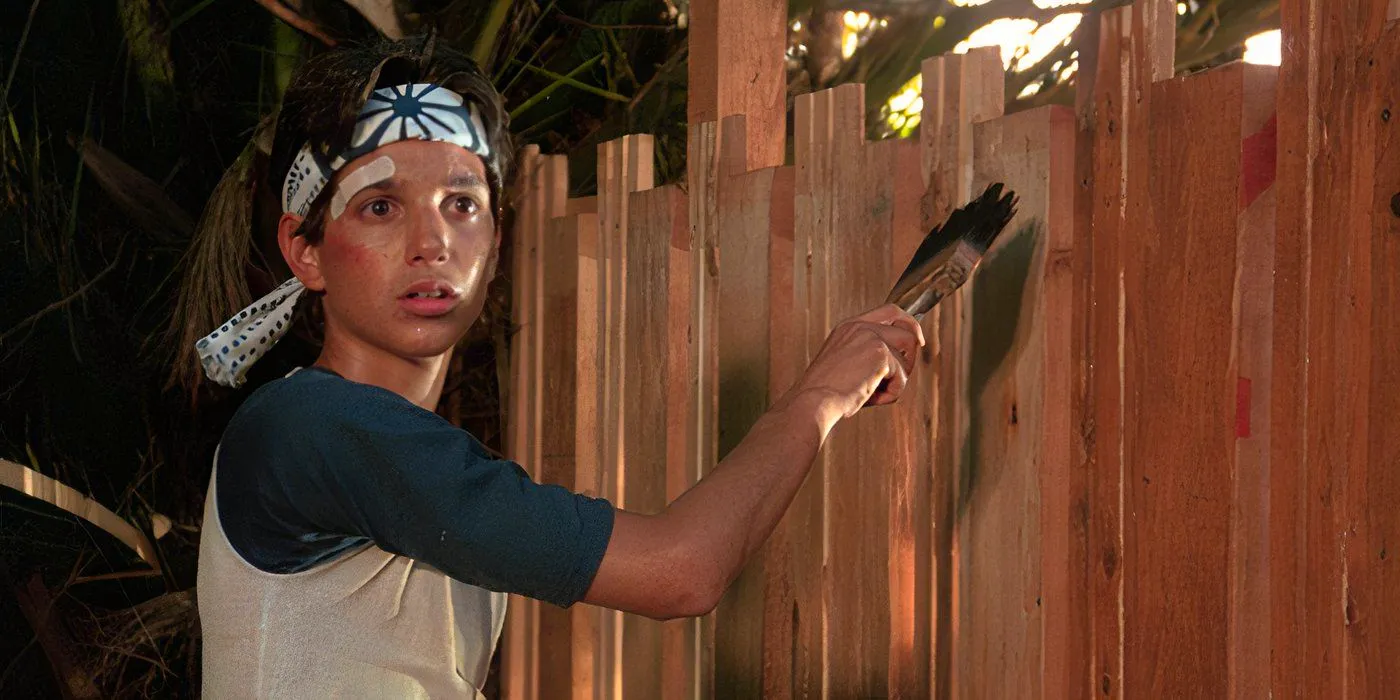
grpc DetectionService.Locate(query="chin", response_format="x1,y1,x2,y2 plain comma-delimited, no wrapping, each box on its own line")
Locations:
389,327,468,359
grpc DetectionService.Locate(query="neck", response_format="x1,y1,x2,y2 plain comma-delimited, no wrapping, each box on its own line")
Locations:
314,337,451,411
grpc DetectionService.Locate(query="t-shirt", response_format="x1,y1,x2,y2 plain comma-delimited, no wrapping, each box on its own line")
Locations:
216,365,615,607
197,366,614,697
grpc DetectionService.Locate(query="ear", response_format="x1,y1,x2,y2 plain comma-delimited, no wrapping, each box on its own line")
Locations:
277,213,326,292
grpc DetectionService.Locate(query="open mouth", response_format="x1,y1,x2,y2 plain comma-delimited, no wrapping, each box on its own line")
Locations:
399,281,461,316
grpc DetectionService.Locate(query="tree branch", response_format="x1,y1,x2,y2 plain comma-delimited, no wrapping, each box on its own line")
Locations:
249,0,337,47
0,243,125,347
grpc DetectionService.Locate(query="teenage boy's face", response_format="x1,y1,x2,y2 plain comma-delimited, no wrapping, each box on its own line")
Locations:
305,139,498,361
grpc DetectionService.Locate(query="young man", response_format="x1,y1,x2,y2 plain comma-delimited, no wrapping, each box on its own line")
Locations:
193,37,922,697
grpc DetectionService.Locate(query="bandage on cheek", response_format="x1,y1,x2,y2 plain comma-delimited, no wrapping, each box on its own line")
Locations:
330,156,396,220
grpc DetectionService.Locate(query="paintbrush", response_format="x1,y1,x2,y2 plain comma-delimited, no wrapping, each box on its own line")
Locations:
865,182,1016,406
885,182,1018,319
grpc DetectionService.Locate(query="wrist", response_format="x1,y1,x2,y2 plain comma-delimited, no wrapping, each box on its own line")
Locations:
769,386,840,440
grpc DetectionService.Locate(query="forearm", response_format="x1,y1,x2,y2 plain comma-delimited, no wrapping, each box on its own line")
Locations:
662,388,834,599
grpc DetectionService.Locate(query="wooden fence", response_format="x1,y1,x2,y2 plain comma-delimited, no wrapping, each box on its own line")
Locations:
501,0,1400,697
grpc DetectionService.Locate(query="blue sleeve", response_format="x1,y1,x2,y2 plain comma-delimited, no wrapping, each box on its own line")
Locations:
215,368,614,609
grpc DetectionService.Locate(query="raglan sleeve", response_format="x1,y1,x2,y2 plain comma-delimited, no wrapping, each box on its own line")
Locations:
256,376,615,609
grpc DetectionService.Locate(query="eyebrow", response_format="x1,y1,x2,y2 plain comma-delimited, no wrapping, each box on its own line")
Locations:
350,172,488,194
448,172,489,192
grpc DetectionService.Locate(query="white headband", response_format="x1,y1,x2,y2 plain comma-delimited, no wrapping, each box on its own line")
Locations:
195,82,493,387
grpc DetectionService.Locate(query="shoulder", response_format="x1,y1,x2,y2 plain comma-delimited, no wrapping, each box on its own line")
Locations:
223,367,452,448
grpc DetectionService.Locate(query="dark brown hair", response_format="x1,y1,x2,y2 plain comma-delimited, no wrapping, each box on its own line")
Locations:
272,34,513,244
169,34,512,393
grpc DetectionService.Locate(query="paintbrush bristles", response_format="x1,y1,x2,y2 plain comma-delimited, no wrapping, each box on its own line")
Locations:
941,182,1017,256
884,182,1018,317
891,182,1017,287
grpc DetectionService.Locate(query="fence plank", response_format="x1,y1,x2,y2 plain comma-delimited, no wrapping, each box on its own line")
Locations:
1267,2,1313,691
1037,106,1082,700
1356,22,1400,694
1077,4,1174,697
538,212,586,700
621,184,686,700
688,0,786,171
760,163,796,700
1120,63,1246,697
884,136,929,700
1227,65,1278,700
948,105,1067,699
1066,9,1100,700
713,115,791,700
572,212,603,700
1272,3,1393,698
597,135,655,700
918,47,1003,699
505,148,567,700
785,86,836,700
821,82,893,699
663,185,699,700
685,118,725,700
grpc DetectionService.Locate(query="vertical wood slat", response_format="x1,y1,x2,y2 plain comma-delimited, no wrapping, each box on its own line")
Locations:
597,135,655,700
505,149,567,700
917,47,1003,700
538,212,591,700
572,212,603,700
1267,1,1314,692
786,85,837,700
949,106,1063,700
663,184,700,700
885,135,929,700
1228,65,1279,700
713,113,789,700
685,119,723,700
1078,3,1175,698
621,184,687,700
1271,2,1398,697
687,0,786,171
821,82,892,700
1119,61,1270,697
760,164,797,700
1035,106,1083,700
1066,9,1100,700
1357,21,1400,695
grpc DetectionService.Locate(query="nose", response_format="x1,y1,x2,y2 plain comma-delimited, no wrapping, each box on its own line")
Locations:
407,210,451,265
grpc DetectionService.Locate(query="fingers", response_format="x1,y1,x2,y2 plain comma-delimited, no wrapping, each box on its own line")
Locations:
852,303,926,347
859,323,919,376
865,344,909,408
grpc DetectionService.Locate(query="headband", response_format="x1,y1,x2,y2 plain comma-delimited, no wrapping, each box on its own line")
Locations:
195,82,493,388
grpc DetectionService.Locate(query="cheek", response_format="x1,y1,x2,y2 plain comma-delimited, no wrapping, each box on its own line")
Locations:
321,237,394,290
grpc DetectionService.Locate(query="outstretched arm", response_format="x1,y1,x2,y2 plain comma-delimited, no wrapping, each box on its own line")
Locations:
581,303,924,620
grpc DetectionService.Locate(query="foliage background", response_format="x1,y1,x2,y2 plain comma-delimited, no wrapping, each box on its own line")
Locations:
0,0,1276,696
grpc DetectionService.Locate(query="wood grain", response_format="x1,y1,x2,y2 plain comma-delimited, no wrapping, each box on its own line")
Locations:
822,82,891,699
713,115,790,700
538,212,586,700
504,148,567,700
1121,63,1244,697
918,47,1003,699
687,0,786,170
572,212,603,700
1228,65,1278,700
597,134,654,700
1271,2,1389,697
785,85,838,700
621,184,685,700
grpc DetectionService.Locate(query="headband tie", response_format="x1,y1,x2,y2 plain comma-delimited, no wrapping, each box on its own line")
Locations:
195,82,492,387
